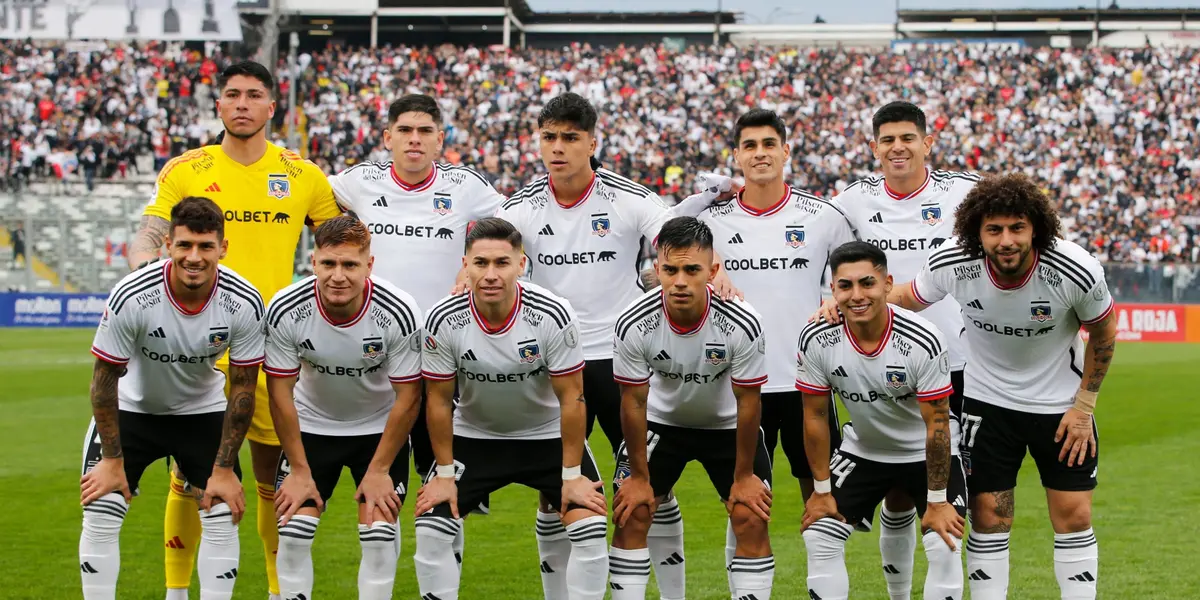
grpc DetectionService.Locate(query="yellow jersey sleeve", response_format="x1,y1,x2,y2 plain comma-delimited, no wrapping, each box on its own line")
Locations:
143,148,208,220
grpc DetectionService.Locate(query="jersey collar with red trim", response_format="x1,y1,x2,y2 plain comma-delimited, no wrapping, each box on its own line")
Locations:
469,285,522,335
737,184,791,217
986,251,1039,291
844,306,894,358
390,163,437,193
164,261,220,316
884,168,931,201
663,286,712,336
315,278,372,328
548,172,598,209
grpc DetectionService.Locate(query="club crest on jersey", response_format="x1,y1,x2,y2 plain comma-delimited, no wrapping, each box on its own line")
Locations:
785,226,806,248
433,193,453,215
208,331,229,348
424,335,438,351
267,174,290,199
1030,302,1054,322
705,343,728,365
921,205,942,225
591,214,611,237
518,341,542,363
885,368,907,389
362,340,384,359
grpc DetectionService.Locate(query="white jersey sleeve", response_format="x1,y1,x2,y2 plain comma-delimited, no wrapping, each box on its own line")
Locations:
633,192,671,241
421,300,459,381
387,305,425,383
911,242,958,306
1067,251,1115,324
328,170,358,212
531,293,586,377
912,329,954,402
263,291,302,377
92,292,141,366
730,307,768,387
465,174,507,220
794,321,834,394
612,324,651,385
227,291,266,367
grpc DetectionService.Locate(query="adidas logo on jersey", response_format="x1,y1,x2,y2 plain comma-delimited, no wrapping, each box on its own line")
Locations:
373,196,388,207
461,349,478,361
1068,571,1095,582
538,225,555,235
204,182,221,193
869,212,883,223
832,366,848,377
653,350,672,361
299,339,316,351
969,569,992,581
660,552,684,566
216,568,238,580
967,299,984,310
148,326,166,339
728,233,744,244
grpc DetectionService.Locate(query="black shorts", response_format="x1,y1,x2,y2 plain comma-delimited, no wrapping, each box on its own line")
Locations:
422,435,603,519
949,370,965,422
81,411,239,495
582,359,622,456
275,432,410,509
763,391,840,480
828,448,968,527
613,422,773,501
961,397,1098,493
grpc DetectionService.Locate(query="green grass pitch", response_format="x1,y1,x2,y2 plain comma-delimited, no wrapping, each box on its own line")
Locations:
1,328,1194,599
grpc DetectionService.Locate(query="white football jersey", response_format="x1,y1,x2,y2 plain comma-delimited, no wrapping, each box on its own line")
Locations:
912,238,1114,414
699,185,854,393
835,169,979,370
329,162,506,311
497,169,670,361
613,287,767,430
796,306,955,463
422,282,585,440
262,276,423,436
91,261,265,415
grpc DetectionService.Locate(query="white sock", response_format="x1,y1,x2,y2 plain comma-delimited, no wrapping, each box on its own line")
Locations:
802,517,853,600
358,521,399,600
879,507,917,600
608,546,651,599
565,516,610,600
276,515,319,600
197,503,239,600
165,589,188,600
724,518,737,596
413,515,462,600
729,555,774,600
80,492,126,600
648,497,686,600
922,530,964,600
535,510,570,599
453,526,465,574
1054,529,1098,599
966,531,1010,600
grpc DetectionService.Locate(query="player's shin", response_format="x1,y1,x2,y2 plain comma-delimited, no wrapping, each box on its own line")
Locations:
358,521,400,600
724,518,736,595
535,509,571,598
164,472,201,594
879,505,918,599
196,502,239,600
276,515,318,599
413,515,462,600
608,547,652,600
647,495,686,600
802,518,853,600
922,530,964,600
1053,529,1098,599
255,482,280,596
565,515,610,600
80,492,127,600
965,531,1010,600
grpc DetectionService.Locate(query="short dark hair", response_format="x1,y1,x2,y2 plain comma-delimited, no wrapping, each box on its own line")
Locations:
872,101,927,138
537,93,598,133
829,241,888,276
954,173,1062,258
655,216,713,256
465,217,523,253
218,60,275,98
733,109,788,145
314,215,371,251
388,94,441,127
170,197,224,240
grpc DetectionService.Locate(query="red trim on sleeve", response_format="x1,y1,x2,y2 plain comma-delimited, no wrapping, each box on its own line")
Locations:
549,361,586,377
910,280,933,306
389,373,423,383
732,374,769,388
917,384,955,402
614,374,651,386
263,365,301,377
229,356,265,367
91,347,129,365
795,380,831,394
1079,299,1114,326
422,371,457,382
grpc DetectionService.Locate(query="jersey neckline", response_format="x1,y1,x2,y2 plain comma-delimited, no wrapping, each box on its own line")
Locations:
548,171,597,210
390,163,437,193
314,278,373,328
212,141,278,172
884,168,931,201
843,306,894,358
736,184,791,217
164,261,220,316
985,251,1039,291
663,286,711,336
469,284,522,335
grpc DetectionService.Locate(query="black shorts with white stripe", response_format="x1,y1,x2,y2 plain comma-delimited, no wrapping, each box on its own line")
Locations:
274,431,410,508
613,421,773,501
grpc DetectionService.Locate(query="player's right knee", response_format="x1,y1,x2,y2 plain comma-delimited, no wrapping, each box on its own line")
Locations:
81,493,127,543
614,505,653,545
968,490,1014,532
277,515,320,554
802,520,850,561
729,504,768,544
1047,493,1092,533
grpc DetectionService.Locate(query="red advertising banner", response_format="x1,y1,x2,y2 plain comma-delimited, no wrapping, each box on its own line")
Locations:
1080,303,1189,342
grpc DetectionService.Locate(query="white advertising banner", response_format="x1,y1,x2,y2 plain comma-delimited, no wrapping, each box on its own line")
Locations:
0,0,244,41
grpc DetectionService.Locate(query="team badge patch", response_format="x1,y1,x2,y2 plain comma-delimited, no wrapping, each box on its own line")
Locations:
785,226,806,248
208,331,229,348
921,205,942,225
1029,301,1054,322
591,214,610,237
424,335,438,351
362,339,384,359
518,340,541,363
885,368,907,389
433,193,453,215
614,463,631,487
705,343,728,365
267,174,290,199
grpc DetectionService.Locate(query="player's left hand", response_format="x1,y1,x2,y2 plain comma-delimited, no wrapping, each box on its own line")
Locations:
561,476,607,518
711,270,743,302
200,466,246,524
450,268,470,296
1055,407,1097,467
922,501,966,550
356,469,401,523
727,475,772,523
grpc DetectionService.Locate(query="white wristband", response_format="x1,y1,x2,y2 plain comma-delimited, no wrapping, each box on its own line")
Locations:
928,489,948,504
435,464,456,479
813,478,832,494
562,465,582,481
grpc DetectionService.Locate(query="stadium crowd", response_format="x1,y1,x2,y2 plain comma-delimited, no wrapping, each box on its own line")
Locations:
2,40,1198,268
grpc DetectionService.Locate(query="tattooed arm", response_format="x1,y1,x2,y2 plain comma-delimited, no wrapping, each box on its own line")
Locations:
214,364,259,470
128,215,171,270
619,383,651,479
1080,310,1118,396
920,397,952,495
1055,309,1118,467
90,359,125,459
551,370,587,473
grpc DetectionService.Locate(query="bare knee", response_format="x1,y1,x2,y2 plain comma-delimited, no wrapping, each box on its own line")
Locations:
884,487,916,513
969,490,1014,533
1047,490,1092,533
613,505,652,549
249,440,281,485
730,504,769,554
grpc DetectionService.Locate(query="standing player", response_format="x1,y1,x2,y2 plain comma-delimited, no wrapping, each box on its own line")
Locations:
886,174,1117,600
412,218,609,600
496,93,734,599
608,217,775,600
796,241,966,600
81,197,264,599
263,217,424,600
130,60,342,600
822,101,978,599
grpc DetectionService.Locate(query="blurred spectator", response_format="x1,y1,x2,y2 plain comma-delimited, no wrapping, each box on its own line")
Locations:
8,222,24,269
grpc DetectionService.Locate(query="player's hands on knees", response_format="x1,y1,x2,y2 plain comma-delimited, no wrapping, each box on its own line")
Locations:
275,468,323,525
801,489,844,531
201,467,245,524
811,297,841,324
355,469,401,523
562,476,607,518
728,475,772,523
612,476,654,527
415,476,458,519
922,501,966,550
80,457,132,505
711,270,744,302
1055,407,1096,467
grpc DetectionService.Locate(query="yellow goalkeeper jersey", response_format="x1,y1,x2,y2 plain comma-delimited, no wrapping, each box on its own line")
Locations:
144,142,342,303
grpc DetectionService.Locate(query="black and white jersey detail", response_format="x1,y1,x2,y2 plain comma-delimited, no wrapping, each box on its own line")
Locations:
913,237,1114,413
91,262,265,415
613,287,767,430
834,168,978,370
699,184,854,392
421,281,585,440
329,162,505,311
795,306,955,463
263,275,424,435
497,168,672,361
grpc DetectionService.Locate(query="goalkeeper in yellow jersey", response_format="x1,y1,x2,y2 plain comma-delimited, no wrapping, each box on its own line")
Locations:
129,60,342,600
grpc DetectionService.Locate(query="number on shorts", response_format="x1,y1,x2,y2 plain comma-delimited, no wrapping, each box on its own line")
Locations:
963,415,983,449
829,452,857,489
